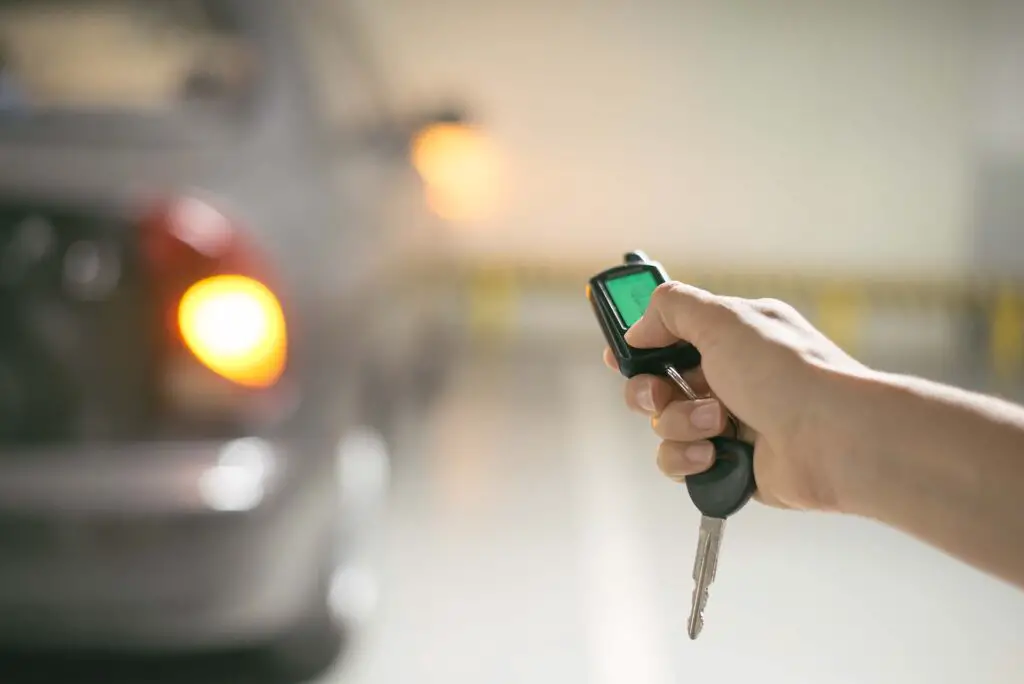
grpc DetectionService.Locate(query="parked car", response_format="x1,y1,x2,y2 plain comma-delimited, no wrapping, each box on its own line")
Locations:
0,0,461,679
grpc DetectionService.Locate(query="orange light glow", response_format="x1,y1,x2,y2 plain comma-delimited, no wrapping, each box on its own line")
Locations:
411,123,502,223
178,275,287,388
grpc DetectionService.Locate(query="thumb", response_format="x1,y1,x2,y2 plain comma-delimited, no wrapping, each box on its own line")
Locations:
625,281,723,349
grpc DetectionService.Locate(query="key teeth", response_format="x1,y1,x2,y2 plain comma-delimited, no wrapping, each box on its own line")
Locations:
687,612,704,639
687,587,709,640
689,516,723,642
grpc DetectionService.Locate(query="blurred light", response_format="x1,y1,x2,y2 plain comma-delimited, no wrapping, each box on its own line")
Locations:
167,196,234,257
411,122,502,223
178,275,287,388
199,438,276,512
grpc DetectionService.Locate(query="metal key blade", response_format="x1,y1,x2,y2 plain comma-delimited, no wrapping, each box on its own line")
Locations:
688,515,725,639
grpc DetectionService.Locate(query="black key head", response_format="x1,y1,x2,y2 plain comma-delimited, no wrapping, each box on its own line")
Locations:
686,437,757,519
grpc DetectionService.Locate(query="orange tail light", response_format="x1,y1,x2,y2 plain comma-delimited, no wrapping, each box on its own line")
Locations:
141,196,289,390
178,275,287,388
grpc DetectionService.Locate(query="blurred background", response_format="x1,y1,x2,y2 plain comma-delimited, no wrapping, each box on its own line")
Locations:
0,0,1022,682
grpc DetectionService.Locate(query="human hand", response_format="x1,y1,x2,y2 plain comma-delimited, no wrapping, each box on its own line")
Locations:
604,282,869,511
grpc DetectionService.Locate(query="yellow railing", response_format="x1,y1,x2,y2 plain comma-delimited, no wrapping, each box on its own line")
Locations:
420,261,1024,381
991,286,1024,380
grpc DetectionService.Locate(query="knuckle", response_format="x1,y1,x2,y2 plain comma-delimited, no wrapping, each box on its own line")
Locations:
705,295,745,328
649,281,683,310
752,297,797,321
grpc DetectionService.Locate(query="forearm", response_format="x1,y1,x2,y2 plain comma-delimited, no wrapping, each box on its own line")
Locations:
829,370,1024,588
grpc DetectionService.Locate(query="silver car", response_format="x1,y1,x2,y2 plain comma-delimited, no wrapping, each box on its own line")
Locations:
0,0,460,679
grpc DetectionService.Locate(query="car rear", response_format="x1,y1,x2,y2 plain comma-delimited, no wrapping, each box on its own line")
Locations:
0,0,345,657
0,194,338,648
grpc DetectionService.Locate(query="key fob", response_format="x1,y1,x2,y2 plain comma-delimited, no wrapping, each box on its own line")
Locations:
586,251,758,520
587,251,703,378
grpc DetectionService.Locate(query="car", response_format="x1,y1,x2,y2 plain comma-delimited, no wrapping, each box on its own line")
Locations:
0,0,462,679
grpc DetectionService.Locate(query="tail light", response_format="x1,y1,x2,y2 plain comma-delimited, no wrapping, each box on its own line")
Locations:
140,196,288,392
178,274,287,388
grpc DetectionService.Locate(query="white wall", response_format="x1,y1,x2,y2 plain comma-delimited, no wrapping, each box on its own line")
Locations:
353,0,977,278
969,0,1024,277
973,0,1024,159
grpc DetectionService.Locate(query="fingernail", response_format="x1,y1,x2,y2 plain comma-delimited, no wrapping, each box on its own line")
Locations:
637,383,655,412
684,442,714,468
689,400,721,430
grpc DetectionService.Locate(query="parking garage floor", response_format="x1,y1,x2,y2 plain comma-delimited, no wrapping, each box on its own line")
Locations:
331,345,1024,684
1,345,1022,684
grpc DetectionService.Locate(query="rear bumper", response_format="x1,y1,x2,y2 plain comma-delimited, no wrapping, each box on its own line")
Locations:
0,439,289,516
0,438,339,651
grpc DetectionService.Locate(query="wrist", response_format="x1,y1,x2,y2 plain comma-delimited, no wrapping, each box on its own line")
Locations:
803,365,894,515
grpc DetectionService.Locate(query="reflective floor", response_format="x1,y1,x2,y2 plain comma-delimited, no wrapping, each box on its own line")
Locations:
338,346,1024,684
1,346,1023,683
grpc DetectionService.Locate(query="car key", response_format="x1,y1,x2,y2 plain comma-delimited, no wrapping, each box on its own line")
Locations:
663,366,755,638
668,365,756,638
685,435,755,639
587,251,757,640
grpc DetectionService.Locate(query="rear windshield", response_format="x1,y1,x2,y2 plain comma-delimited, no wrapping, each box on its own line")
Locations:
0,0,253,114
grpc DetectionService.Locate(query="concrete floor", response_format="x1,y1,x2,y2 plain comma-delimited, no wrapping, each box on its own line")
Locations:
330,346,1024,684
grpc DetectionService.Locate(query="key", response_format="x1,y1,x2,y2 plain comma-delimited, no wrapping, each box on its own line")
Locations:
663,366,757,640
688,515,724,639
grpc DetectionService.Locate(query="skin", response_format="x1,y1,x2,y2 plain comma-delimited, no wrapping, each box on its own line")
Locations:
605,281,1024,590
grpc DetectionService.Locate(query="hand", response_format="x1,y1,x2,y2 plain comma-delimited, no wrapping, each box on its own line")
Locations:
604,282,869,511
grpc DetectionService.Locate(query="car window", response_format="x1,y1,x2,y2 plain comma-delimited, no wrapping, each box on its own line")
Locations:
0,0,254,114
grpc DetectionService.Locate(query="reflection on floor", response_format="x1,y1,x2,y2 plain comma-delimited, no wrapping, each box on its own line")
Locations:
335,346,1024,684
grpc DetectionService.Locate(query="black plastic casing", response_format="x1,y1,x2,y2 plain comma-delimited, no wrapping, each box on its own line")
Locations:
586,254,702,378
687,437,757,518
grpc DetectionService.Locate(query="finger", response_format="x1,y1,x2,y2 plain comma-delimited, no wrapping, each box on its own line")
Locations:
625,281,729,350
651,398,726,441
612,352,712,411
608,343,714,411
656,440,715,482
624,375,678,415
680,366,710,396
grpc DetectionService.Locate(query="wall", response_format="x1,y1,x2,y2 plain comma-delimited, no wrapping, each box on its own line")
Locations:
971,0,1024,278
351,0,977,279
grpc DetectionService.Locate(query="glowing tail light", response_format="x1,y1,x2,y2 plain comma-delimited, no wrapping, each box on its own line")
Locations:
178,275,287,388
141,196,289,391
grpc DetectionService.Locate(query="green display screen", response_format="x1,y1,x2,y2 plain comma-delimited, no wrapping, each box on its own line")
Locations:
605,270,658,327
